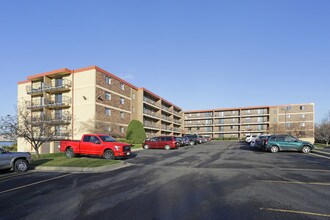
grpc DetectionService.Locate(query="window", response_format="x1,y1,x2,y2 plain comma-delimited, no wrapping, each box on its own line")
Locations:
132,93,135,99
188,127,192,131
301,114,306,119
232,118,235,122
55,78,63,87
286,123,291,128
246,109,251,114
120,112,125,119
220,126,224,131
197,127,200,130
286,106,292,111
301,122,306,127
220,112,224,116
105,108,111,116
246,117,251,122
258,125,263,131
246,125,251,129
120,83,125,90
300,105,306,110
105,92,111,100
230,125,233,129
286,114,291,119
132,106,135,112
108,126,112,132
120,98,125,105
120,127,125,133
83,135,91,142
55,93,62,104
106,76,112,84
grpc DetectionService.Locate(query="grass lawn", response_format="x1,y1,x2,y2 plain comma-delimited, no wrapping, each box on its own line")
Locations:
131,144,142,150
314,143,329,149
31,153,120,167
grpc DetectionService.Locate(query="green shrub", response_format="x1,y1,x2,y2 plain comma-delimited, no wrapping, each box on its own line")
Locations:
126,120,146,144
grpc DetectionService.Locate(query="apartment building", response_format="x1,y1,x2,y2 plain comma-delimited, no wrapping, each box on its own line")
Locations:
184,103,315,143
17,66,183,153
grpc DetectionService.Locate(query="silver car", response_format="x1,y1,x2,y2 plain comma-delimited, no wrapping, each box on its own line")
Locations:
0,147,32,172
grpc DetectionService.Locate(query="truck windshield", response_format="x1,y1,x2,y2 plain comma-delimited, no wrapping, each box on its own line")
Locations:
99,135,117,142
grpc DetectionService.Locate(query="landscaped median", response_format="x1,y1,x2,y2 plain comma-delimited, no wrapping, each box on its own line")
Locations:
30,153,128,173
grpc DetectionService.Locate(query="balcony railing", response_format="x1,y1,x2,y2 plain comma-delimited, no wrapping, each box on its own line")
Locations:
30,113,72,125
26,100,44,109
143,109,159,118
144,122,160,129
26,79,71,95
161,126,172,131
143,97,161,108
161,106,172,113
161,116,171,122
44,96,71,108
44,79,72,93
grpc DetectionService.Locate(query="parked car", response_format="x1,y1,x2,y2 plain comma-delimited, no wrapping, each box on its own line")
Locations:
250,136,257,147
59,134,131,159
254,134,272,150
175,137,185,147
246,134,257,143
264,135,314,153
0,147,32,172
184,134,200,145
143,136,180,150
182,136,191,146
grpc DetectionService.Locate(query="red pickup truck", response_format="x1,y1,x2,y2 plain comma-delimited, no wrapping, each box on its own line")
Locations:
59,134,131,160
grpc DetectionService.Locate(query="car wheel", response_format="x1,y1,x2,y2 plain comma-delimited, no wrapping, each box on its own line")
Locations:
65,147,75,158
104,150,115,160
302,146,311,154
144,145,149,150
164,145,171,150
14,159,28,172
270,146,279,153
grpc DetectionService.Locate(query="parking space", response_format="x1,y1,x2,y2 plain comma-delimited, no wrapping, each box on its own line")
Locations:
1,141,329,219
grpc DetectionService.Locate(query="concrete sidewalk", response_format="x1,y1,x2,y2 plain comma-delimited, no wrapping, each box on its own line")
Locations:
31,148,144,173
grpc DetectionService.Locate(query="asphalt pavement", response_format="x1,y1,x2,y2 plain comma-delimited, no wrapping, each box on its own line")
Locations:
1,141,330,220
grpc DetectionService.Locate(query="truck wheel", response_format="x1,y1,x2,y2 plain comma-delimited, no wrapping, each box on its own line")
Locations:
144,145,149,150
14,159,29,172
65,147,75,158
104,150,115,160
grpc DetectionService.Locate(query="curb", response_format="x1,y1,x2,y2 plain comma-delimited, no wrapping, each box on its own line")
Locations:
31,161,130,173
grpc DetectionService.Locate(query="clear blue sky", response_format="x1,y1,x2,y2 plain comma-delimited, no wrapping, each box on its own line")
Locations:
0,0,329,122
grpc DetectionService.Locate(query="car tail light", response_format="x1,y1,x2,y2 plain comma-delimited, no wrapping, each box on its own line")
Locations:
264,139,268,145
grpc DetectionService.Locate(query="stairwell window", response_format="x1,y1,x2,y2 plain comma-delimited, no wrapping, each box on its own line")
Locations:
300,105,306,110
106,76,112,84
120,98,125,105
105,108,111,116
120,112,125,119
120,83,125,91
105,92,111,100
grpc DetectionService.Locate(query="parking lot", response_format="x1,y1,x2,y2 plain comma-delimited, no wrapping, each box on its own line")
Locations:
1,141,330,220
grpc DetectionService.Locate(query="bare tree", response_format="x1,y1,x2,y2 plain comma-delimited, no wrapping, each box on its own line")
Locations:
0,106,72,158
315,111,330,146
80,119,122,138
268,122,285,135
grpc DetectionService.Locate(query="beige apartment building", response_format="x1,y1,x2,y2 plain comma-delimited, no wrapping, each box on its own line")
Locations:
17,65,314,153
17,66,183,153
184,103,315,143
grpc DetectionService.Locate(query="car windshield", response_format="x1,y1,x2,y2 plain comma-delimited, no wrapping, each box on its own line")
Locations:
99,135,117,142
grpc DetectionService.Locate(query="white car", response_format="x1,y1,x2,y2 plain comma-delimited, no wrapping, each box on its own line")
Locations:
245,135,257,143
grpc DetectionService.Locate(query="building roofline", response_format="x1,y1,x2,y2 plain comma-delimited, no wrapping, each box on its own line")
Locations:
74,65,139,90
140,87,182,111
184,103,315,113
17,80,30,85
27,68,72,80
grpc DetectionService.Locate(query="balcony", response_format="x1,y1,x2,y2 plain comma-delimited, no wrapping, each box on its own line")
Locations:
161,106,172,114
143,97,161,109
44,96,71,109
161,116,172,123
26,85,44,96
173,119,181,125
26,100,44,110
143,109,160,119
144,122,160,130
44,79,71,94
52,131,70,140
161,125,172,132
30,113,71,125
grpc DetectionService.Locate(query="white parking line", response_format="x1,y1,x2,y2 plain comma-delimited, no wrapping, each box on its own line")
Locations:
0,173,72,195
310,153,330,160
260,207,330,217
313,150,330,156
261,180,330,186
